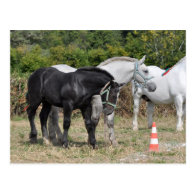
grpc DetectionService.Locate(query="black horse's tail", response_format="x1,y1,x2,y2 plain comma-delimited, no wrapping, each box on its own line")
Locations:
24,68,47,111
23,92,30,111
26,92,29,104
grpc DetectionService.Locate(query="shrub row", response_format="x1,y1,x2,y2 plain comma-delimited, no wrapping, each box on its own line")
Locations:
10,72,176,117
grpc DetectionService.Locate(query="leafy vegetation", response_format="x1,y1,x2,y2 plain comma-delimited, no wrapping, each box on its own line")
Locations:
11,30,186,73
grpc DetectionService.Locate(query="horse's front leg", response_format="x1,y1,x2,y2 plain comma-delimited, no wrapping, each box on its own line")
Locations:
39,102,51,145
104,114,109,145
174,96,184,131
81,106,96,149
91,95,102,125
147,101,154,129
132,95,141,131
105,112,117,146
62,103,73,148
91,95,103,144
48,106,63,145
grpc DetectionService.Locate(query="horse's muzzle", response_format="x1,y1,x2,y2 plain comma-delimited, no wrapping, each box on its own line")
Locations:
146,82,156,92
103,107,114,116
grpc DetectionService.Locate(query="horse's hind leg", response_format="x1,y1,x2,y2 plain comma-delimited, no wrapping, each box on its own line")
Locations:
27,104,40,143
174,96,184,131
48,106,63,145
104,115,109,145
182,102,186,127
39,102,51,145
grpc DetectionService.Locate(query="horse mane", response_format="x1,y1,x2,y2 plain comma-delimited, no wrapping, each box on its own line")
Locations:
98,56,137,67
77,67,114,80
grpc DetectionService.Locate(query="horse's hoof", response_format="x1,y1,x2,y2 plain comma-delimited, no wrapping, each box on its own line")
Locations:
91,144,98,149
132,126,138,131
62,143,69,149
56,136,63,145
43,138,50,145
111,140,118,147
176,127,184,131
30,138,37,144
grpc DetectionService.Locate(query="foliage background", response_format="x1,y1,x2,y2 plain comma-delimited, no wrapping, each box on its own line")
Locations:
10,30,186,116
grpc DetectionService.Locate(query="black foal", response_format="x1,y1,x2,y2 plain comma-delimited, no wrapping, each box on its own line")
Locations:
26,67,123,148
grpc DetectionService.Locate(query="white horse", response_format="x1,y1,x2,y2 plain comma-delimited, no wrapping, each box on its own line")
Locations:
48,56,156,145
132,56,186,131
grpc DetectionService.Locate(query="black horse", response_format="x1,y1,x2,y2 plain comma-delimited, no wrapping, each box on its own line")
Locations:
26,67,123,148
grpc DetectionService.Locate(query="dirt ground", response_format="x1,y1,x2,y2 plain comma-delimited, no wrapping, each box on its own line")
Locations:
10,114,186,163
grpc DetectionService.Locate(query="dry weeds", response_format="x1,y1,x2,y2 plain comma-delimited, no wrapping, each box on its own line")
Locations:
10,114,185,163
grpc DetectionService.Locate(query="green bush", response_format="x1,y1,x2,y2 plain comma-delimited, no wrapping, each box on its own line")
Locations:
88,48,108,66
10,30,186,73
106,44,129,58
63,45,89,68
10,46,27,72
19,45,50,72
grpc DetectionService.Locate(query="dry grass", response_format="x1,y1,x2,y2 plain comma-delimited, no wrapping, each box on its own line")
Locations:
10,114,186,163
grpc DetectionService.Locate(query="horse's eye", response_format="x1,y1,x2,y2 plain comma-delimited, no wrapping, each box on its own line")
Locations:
144,70,148,73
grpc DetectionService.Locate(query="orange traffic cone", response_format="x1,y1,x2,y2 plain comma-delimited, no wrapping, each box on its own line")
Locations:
149,122,159,152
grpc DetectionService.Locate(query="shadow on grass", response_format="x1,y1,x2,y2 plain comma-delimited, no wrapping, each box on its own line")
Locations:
138,127,175,132
138,128,150,132
158,128,175,132
69,140,106,148
20,138,106,149
20,138,44,146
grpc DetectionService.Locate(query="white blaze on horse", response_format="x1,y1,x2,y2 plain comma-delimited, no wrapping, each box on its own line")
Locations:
49,56,156,145
132,56,186,131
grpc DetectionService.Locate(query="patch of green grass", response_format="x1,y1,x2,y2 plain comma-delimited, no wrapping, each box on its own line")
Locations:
114,115,121,123
131,137,136,143
158,128,175,132
151,159,167,163
18,132,24,139
150,152,164,157
12,116,26,121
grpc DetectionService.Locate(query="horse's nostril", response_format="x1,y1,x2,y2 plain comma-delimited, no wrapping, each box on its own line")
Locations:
147,82,156,92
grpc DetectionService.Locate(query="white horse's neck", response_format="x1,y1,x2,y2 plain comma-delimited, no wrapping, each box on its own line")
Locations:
52,57,150,85
98,60,135,84
142,58,186,104
147,66,164,77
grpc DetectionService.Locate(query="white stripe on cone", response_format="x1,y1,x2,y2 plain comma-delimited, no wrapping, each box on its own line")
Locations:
152,126,157,133
150,138,158,144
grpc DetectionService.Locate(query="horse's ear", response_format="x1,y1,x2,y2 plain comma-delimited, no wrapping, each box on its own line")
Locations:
110,80,115,85
138,55,146,65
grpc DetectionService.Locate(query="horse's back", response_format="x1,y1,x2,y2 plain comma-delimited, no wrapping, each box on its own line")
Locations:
168,57,186,98
52,64,77,73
